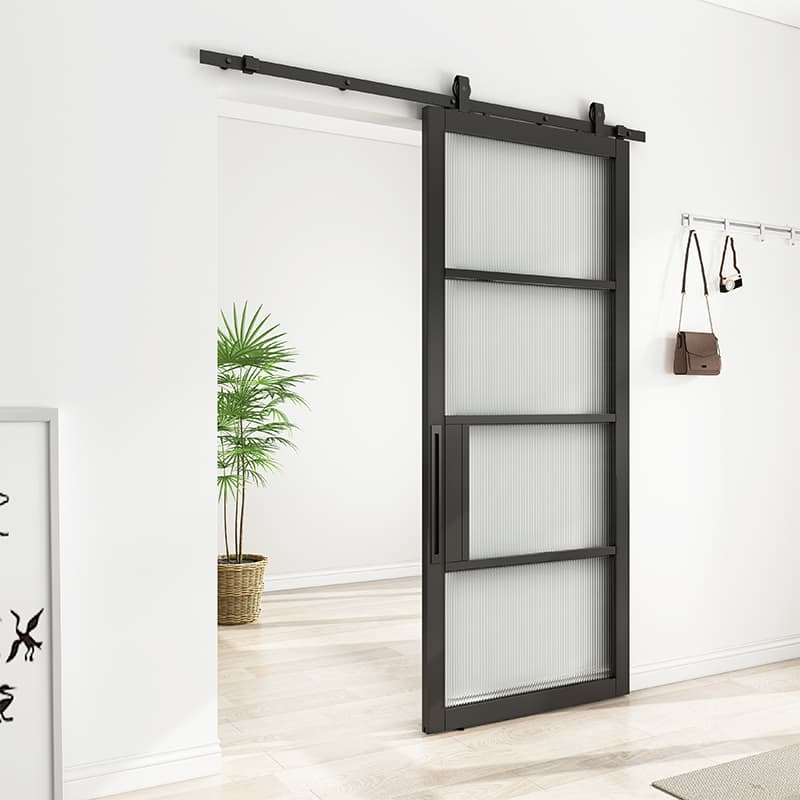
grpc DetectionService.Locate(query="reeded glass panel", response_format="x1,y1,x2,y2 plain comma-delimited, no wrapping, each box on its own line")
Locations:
445,559,611,707
469,424,609,558
445,280,610,414
445,133,610,279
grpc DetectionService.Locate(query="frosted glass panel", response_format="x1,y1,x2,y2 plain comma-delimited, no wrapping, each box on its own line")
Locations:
446,133,610,279
445,280,610,414
469,425,609,558
445,559,611,706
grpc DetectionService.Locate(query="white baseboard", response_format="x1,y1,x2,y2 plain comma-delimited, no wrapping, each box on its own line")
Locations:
631,634,800,691
63,741,221,800
263,561,421,592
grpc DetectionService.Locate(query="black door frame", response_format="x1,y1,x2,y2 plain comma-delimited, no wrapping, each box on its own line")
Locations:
422,105,630,734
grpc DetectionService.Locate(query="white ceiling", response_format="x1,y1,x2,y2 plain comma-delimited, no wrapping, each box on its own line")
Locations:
705,0,800,29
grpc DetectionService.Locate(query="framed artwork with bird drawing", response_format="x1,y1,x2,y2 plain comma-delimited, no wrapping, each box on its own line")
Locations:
0,409,61,800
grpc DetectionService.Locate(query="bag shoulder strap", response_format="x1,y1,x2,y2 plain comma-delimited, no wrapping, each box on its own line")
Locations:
718,235,741,278
678,229,715,334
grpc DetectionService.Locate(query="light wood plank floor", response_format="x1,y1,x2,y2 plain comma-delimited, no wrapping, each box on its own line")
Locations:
113,577,800,799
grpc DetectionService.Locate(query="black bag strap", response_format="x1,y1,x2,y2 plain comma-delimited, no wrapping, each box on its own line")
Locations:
718,235,741,279
678,229,715,334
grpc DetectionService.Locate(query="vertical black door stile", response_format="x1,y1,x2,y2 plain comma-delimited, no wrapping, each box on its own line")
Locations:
612,139,630,699
422,106,447,733
422,106,630,733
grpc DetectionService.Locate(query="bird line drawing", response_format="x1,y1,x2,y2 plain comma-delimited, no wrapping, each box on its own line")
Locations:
0,684,14,723
7,609,44,663
0,491,8,536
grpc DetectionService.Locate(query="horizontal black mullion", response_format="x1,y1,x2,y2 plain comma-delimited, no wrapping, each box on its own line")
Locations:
446,546,616,572
445,414,615,426
445,678,616,730
445,268,615,291
445,109,617,158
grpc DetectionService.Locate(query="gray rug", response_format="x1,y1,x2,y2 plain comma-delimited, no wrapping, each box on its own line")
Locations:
653,744,800,799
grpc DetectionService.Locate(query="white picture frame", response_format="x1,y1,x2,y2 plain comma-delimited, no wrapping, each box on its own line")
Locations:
0,408,62,799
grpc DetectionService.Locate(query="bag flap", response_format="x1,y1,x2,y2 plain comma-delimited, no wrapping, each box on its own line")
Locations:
682,332,718,358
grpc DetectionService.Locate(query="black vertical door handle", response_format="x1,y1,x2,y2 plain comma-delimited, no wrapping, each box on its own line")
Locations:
430,425,442,564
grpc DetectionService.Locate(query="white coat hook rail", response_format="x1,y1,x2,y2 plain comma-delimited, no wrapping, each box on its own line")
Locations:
681,213,800,245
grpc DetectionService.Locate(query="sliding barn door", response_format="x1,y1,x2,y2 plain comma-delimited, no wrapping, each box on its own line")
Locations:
422,106,629,732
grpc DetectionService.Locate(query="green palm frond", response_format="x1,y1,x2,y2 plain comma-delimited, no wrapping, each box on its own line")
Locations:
218,302,314,562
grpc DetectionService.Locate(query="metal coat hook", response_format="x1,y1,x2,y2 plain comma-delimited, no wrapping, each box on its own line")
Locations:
682,213,800,246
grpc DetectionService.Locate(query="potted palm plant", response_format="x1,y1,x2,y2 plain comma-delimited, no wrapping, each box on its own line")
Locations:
217,303,312,625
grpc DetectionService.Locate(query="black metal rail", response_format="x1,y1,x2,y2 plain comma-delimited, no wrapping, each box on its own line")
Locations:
446,546,617,572
199,50,645,143
445,268,616,291
445,414,616,426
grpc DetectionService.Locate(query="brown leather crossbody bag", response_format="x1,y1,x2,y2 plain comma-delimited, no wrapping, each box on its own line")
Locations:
674,229,721,375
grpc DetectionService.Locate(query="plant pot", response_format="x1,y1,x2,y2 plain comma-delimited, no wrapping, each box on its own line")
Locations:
217,554,267,625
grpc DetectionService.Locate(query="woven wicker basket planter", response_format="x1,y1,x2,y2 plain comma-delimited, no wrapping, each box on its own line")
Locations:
217,554,267,625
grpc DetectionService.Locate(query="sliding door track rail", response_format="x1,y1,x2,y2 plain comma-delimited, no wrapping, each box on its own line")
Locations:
199,50,645,142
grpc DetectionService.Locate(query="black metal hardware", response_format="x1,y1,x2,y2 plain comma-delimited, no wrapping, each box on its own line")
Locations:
198,50,645,142
589,101,605,134
452,75,471,112
429,425,442,563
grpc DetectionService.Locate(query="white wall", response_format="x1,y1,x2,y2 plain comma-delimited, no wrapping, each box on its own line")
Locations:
3,4,221,798
217,112,421,589
4,0,800,796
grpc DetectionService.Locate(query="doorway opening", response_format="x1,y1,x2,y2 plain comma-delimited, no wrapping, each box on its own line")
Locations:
217,99,425,756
